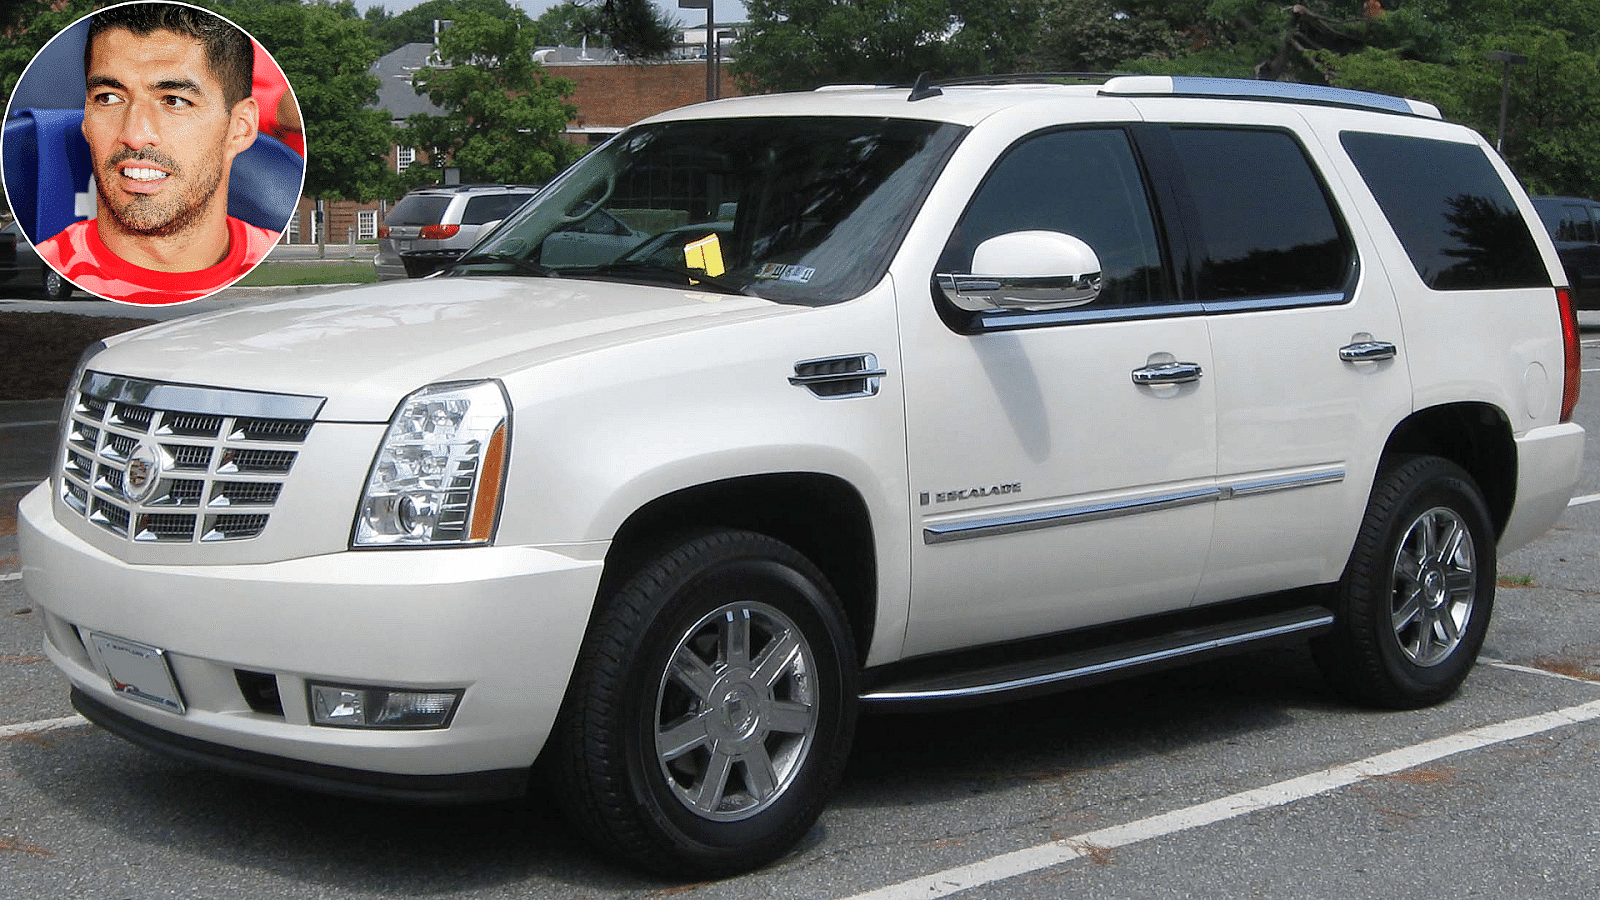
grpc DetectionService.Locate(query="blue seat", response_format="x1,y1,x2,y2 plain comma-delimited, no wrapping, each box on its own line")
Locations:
3,107,302,244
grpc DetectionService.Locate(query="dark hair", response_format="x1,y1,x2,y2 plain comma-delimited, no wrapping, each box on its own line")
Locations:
84,2,254,109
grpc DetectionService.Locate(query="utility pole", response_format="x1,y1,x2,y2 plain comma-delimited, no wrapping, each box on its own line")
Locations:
679,0,715,101
1486,50,1527,153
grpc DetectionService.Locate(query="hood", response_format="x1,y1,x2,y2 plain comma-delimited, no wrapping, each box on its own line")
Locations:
88,277,793,420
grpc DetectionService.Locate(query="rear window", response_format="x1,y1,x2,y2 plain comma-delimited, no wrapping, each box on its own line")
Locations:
462,193,532,226
385,195,452,227
1341,132,1548,290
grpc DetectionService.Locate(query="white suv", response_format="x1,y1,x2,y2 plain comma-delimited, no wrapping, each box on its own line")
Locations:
18,76,1586,876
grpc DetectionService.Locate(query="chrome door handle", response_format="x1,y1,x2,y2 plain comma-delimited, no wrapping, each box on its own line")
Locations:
1339,340,1397,362
1131,361,1204,385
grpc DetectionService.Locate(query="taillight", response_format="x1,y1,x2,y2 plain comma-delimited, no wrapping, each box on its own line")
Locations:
1558,287,1581,423
419,224,460,240
377,226,390,238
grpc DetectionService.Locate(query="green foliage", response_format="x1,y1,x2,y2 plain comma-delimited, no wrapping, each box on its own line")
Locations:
596,0,677,59
402,8,581,186
734,0,1038,92
1028,0,1186,72
220,0,396,201
532,1,608,48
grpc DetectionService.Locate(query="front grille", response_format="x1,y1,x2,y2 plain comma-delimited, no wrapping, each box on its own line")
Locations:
58,374,322,544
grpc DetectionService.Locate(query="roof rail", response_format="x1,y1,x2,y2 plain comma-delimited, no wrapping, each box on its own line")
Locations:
1099,75,1442,119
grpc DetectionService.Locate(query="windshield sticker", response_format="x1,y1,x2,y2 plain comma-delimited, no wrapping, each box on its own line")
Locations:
756,264,817,284
684,234,726,278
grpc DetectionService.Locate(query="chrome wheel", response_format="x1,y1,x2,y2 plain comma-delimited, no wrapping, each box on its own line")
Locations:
1390,506,1477,667
655,601,819,822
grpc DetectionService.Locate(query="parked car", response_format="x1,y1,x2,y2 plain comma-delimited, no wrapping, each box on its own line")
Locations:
0,218,73,299
374,184,542,279
20,76,1586,878
1532,196,1600,310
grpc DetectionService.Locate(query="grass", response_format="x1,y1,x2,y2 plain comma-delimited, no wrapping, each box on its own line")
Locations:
1496,574,1536,589
237,260,378,287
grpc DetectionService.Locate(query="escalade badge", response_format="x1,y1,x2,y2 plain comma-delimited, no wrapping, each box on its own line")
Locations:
123,441,164,504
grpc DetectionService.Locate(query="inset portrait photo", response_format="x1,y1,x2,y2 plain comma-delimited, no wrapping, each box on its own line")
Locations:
2,1,305,305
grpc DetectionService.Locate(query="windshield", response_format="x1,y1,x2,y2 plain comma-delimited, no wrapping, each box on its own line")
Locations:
451,116,966,303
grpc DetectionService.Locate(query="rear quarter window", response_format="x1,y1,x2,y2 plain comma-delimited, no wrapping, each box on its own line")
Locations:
1341,132,1548,290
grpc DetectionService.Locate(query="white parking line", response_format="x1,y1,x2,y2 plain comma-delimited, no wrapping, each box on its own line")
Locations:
1571,493,1600,507
842,695,1600,900
0,714,86,740
0,573,22,582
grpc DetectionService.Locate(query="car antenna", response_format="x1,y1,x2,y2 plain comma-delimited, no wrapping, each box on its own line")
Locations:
908,73,943,102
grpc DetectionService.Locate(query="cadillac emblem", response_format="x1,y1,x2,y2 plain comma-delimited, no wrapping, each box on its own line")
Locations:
123,440,165,504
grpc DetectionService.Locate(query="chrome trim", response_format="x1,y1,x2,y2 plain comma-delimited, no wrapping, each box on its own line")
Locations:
1224,468,1345,498
789,354,887,399
923,468,1346,544
1339,340,1398,362
859,613,1335,703
923,486,1222,544
80,372,325,420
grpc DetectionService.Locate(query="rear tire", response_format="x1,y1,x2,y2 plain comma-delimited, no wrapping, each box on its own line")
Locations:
1314,456,1496,709
42,268,72,300
549,529,858,876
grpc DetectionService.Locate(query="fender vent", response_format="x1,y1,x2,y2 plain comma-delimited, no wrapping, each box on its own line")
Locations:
789,354,887,399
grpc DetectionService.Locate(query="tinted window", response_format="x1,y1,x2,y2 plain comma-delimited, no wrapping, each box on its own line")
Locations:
1564,205,1596,243
386,195,451,226
1341,132,1547,290
462,193,531,226
1168,128,1351,301
940,128,1169,309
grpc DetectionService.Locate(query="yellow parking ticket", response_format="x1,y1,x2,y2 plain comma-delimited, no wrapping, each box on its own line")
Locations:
684,234,726,278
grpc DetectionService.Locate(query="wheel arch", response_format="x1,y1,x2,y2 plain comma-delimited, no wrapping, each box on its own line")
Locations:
599,473,879,662
1380,402,1516,538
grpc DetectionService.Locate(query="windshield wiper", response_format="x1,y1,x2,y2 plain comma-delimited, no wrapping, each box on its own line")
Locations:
451,252,561,277
589,260,746,295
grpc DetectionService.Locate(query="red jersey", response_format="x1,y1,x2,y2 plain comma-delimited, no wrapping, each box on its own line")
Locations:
38,216,280,305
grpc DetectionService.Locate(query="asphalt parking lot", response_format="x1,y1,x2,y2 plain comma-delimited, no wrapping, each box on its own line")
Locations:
1,310,1598,899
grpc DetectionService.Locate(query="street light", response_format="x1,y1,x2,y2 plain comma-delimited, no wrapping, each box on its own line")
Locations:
1486,50,1527,153
679,0,715,101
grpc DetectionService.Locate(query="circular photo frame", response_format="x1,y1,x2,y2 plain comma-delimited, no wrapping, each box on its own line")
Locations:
2,0,305,305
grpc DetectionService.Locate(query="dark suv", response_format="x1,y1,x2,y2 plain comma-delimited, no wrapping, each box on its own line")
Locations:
374,184,541,279
1532,196,1600,310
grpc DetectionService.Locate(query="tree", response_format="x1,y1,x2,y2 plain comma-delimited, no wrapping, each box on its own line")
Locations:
220,0,396,201
734,0,1013,92
531,1,608,48
402,8,581,185
596,0,677,59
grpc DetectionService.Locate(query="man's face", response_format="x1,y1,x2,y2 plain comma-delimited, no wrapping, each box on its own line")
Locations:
81,27,246,238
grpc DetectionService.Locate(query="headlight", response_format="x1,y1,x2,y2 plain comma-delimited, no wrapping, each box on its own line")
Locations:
354,381,510,547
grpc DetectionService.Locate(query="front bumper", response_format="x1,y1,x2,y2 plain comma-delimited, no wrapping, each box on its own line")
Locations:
18,484,605,795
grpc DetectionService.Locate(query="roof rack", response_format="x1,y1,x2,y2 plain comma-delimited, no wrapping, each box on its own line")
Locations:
1099,75,1442,119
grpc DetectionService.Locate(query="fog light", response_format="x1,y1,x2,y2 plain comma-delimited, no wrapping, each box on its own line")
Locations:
308,683,463,729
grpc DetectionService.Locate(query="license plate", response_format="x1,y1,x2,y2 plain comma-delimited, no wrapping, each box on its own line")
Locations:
396,240,413,251
87,633,186,715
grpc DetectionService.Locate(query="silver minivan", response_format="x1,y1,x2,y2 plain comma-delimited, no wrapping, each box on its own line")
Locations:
374,184,541,279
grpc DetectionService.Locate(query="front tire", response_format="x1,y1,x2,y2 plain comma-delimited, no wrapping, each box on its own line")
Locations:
1314,456,1496,709
550,530,858,876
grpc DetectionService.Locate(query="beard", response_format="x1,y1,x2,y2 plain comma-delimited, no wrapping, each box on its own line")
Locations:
96,145,223,239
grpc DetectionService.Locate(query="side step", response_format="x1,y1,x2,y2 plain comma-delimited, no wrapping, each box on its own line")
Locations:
859,605,1334,711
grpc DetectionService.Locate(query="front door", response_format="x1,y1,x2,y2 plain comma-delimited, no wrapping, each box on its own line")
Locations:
898,126,1218,658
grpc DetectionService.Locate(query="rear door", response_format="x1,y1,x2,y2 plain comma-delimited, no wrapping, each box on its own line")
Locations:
1120,108,1413,605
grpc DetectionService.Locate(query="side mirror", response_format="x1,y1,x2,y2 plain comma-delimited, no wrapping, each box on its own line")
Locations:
937,231,1103,312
